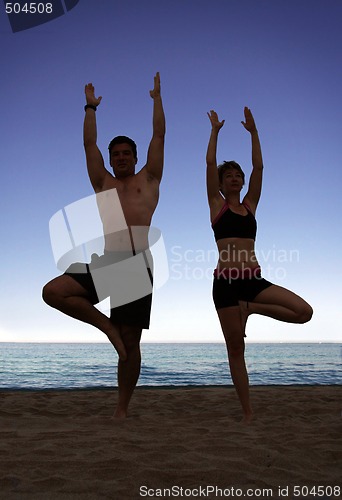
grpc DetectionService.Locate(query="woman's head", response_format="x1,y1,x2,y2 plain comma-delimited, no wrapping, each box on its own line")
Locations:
217,161,245,186
217,161,245,197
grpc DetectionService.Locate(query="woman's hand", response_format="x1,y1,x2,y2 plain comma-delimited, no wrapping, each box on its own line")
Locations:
241,106,257,133
207,109,225,131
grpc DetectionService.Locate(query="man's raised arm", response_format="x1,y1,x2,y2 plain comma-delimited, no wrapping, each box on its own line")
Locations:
145,72,166,182
83,83,108,192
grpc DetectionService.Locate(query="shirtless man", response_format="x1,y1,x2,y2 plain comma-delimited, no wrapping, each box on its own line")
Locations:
42,73,165,418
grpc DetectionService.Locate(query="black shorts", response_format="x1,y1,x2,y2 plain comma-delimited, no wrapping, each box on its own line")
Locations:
64,250,153,329
213,268,273,309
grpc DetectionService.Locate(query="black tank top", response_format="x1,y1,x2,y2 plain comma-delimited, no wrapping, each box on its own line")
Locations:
212,203,257,241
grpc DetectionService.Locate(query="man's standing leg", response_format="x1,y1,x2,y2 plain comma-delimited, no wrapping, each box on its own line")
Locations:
114,326,142,419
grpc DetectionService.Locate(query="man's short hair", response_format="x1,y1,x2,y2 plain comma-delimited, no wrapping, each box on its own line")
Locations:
217,161,245,186
108,136,137,161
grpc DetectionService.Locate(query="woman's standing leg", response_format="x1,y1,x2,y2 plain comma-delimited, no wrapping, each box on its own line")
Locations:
217,306,253,423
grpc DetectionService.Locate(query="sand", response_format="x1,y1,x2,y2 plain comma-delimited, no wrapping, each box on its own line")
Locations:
1,386,341,499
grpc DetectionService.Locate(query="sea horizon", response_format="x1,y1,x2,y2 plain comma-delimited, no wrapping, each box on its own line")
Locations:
1,342,340,390
1,340,340,344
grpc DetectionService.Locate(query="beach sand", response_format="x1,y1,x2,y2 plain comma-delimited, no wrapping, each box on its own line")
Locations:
1,386,341,499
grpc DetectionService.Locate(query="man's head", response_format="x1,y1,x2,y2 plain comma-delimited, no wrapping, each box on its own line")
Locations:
108,136,138,178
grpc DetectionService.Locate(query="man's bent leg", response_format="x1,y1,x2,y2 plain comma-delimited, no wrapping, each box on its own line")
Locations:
42,275,127,360
114,325,142,419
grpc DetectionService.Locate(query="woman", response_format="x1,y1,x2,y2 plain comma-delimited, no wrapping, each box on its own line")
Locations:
206,108,313,423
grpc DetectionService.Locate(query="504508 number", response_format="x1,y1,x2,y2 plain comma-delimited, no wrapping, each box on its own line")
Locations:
6,3,53,14
293,485,341,497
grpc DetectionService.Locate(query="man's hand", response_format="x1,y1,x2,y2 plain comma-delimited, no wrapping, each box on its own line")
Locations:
149,72,161,99
241,106,257,133
207,110,225,131
85,83,102,107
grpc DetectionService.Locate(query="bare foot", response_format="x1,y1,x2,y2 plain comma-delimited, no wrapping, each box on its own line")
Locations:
241,412,253,425
106,328,127,361
113,407,128,420
239,301,250,337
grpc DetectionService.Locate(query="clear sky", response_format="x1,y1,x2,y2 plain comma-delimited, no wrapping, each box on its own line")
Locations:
1,0,341,343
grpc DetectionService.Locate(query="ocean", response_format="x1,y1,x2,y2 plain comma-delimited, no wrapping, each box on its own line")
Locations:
1,343,340,390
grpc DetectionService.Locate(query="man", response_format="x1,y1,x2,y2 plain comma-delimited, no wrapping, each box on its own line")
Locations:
42,73,165,418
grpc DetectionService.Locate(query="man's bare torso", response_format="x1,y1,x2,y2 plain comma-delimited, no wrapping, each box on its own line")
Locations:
97,168,160,252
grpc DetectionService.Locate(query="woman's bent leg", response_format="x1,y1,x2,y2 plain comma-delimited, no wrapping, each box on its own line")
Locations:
248,285,313,324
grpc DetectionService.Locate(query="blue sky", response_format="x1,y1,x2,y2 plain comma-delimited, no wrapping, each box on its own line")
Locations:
1,0,341,343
